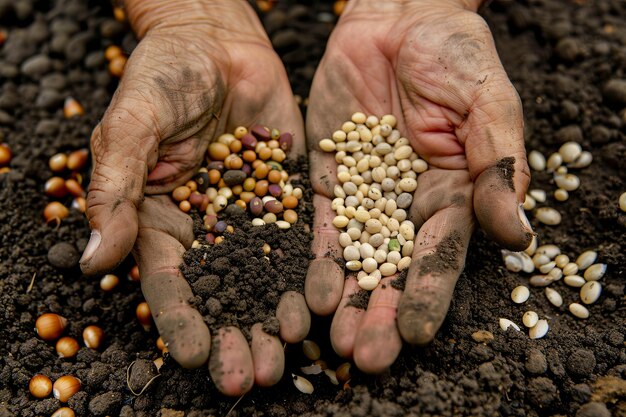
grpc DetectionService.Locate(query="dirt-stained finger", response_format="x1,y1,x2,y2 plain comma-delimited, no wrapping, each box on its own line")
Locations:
276,291,311,343
250,323,284,387
329,276,364,359
353,277,403,374
209,326,254,397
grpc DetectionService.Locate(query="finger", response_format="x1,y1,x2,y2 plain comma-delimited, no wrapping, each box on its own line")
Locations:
208,326,254,397
250,323,284,387
305,194,344,316
353,277,403,374
134,196,210,369
276,291,310,343
330,276,365,359
399,170,474,345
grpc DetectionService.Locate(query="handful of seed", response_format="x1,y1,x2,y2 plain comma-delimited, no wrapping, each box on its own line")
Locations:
171,125,303,238
319,112,428,291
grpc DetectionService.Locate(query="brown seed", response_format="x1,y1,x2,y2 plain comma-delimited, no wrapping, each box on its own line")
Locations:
283,209,298,224
44,202,69,223
224,154,243,170
268,170,281,184
0,143,12,166
208,169,221,184
108,55,126,77
185,180,198,192
271,148,286,163
153,357,164,371
336,362,351,383
66,149,88,171
53,375,81,402
302,340,321,361
254,163,270,179
258,146,272,160
72,197,86,213
136,302,151,329
239,191,255,203
282,195,298,209
279,132,293,152
333,0,347,15
129,265,140,281
83,325,104,349
156,336,167,352
178,200,191,213
255,180,269,197
35,313,67,341
208,142,230,161
45,177,68,198
51,407,75,417
99,274,119,292
29,374,53,398
229,139,242,153
63,97,84,119
188,192,204,208
104,45,123,61
265,200,284,214
243,177,256,192
234,126,247,139
49,153,68,172
242,150,256,163
64,179,84,198
241,133,258,150
172,186,191,202
235,199,247,210
249,197,264,216
113,6,126,21
250,125,270,141
56,337,80,358
262,243,271,254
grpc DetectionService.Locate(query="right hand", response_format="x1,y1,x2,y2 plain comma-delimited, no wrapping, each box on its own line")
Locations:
79,0,306,396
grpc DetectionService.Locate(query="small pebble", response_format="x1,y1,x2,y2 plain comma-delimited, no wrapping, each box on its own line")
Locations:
47,242,80,269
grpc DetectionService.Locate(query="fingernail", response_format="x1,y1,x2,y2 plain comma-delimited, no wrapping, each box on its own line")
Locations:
80,230,101,264
518,205,534,233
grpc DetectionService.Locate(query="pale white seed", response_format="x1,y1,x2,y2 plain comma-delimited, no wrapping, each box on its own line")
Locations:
334,185,346,199
539,261,556,274
347,228,361,241
412,159,428,173
397,159,412,172
371,269,382,280
339,233,352,248
345,260,362,271
520,253,535,273
536,244,561,259
356,158,369,172
386,218,400,232
617,191,626,211
213,195,228,211
555,254,570,268
554,189,569,202
391,209,407,222
547,267,563,281
396,233,406,246
580,281,602,304
529,319,549,339
525,235,538,256
252,218,265,226
529,275,555,287
558,141,582,163
362,258,378,273
346,130,360,142
343,246,360,261
399,223,415,241
503,253,523,272
398,178,417,192
380,262,397,276
546,152,563,171
499,318,520,332
324,369,339,385
529,189,547,203
369,233,384,248
533,253,551,267
342,121,356,132
335,152,346,164
319,138,336,152
569,303,590,319
344,206,355,218
333,216,349,228
394,137,410,148
562,262,578,276
554,174,580,191
372,167,386,183
263,213,277,224
343,156,356,168
343,182,357,196
511,286,530,303
535,207,562,225
387,129,400,144
528,150,546,171
393,145,413,160
347,219,363,231
374,198,387,212
387,251,401,265
522,311,539,328
545,287,563,307
365,219,382,234
564,275,586,288
523,194,536,211
379,124,392,137
292,374,314,394
358,274,380,291
367,187,382,201
345,196,359,208
584,263,607,281
374,250,387,264
357,126,373,142
397,256,411,271
384,199,397,216
375,143,392,155
380,114,397,128
365,115,379,128
576,250,597,270
402,241,414,257
359,231,371,244
568,151,592,168
276,220,291,229
332,130,347,142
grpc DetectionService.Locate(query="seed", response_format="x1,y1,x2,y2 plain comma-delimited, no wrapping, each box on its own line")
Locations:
499,318,520,332
136,302,151,329
251,218,265,226
538,261,556,274
576,250,597,269
283,209,298,224
511,286,530,303
564,275,586,287
264,200,284,214
35,313,67,341
66,149,89,171
546,153,562,171
532,253,551,267
529,275,555,287
302,340,321,361
580,281,602,304
379,262,397,276
535,245,560,258
29,374,53,398
208,142,230,160
53,375,81,402
324,369,339,385
620,192,626,212
529,319,549,339
569,303,590,319
49,153,68,172
129,265,140,281
554,254,569,268
554,174,580,191
528,150,546,171
583,263,606,281
522,311,539,328
104,45,123,61
345,260,362,271
292,374,314,394
535,207,561,225
358,274,380,291
525,236,538,256
362,258,377,273
333,215,349,228
44,202,70,223
523,194,536,210
558,141,582,163
51,407,76,417
336,362,352,383
529,189,547,203
283,195,298,209
471,330,494,343
554,188,569,201
561,262,578,276
83,325,104,349
172,186,191,202
397,256,411,271
520,252,535,273
545,287,563,307
56,337,80,358
63,97,84,118
398,178,417,192
279,132,293,151
108,55,126,77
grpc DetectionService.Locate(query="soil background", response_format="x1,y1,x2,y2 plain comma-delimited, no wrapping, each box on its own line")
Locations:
0,1,624,416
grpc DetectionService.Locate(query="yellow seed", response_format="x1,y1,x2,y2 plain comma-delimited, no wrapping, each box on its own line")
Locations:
302,340,321,361
83,325,104,349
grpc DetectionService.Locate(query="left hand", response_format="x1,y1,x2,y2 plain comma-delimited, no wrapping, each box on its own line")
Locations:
305,0,533,373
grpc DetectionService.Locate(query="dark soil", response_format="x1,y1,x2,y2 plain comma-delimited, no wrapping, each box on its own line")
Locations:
0,1,624,417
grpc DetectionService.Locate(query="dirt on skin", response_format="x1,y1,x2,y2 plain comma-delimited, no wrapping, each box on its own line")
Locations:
0,1,624,417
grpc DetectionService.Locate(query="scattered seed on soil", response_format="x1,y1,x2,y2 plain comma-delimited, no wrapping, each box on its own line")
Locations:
499,318,520,332
580,281,602,304
569,303,590,319
522,311,539,328
511,286,530,303
529,319,549,339
292,374,314,394
545,287,563,307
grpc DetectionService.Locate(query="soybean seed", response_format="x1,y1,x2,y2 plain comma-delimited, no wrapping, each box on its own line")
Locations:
499,318,520,332
511,286,530,303
535,207,562,225
564,275,586,287
576,250,597,270
545,287,563,307
583,263,606,281
580,281,601,304
568,303,590,319
528,150,546,171
522,311,539,328
529,319,549,339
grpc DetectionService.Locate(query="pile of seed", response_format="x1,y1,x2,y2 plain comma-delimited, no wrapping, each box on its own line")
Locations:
319,112,427,291
43,149,89,224
524,141,592,225
172,125,303,238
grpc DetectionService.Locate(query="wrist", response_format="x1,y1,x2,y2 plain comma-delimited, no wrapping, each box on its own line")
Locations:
125,0,268,42
348,0,483,14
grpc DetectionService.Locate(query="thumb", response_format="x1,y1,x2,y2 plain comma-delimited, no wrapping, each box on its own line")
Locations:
80,103,157,275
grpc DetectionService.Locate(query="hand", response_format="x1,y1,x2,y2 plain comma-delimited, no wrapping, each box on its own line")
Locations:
79,0,306,395
305,0,533,373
